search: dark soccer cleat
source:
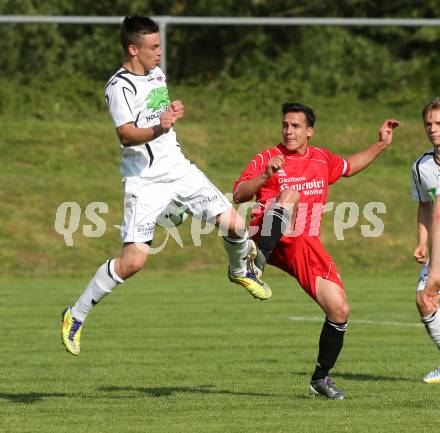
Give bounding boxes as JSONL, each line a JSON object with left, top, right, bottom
{"left": 309, "top": 376, "right": 345, "bottom": 400}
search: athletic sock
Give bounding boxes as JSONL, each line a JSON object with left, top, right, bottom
{"left": 421, "top": 308, "right": 440, "bottom": 349}
{"left": 223, "top": 233, "right": 249, "bottom": 277}
{"left": 258, "top": 205, "right": 292, "bottom": 261}
{"left": 71, "top": 259, "right": 124, "bottom": 322}
{"left": 312, "top": 318, "right": 348, "bottom": 381}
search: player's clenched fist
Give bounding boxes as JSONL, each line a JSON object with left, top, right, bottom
{"left": 160, "top": 101, "right": 184, "bottom": 131}
{"left": 170, "top": 100, "right": 184, "bottom": 121}
{"left": 413, "top": 244, "right": 428, "bottom": 264}
{"left": 264, "top": 155, "right": 285, "bottom": 177}
{"left": 159, "top": 110, "right": 174, "bottom": 130}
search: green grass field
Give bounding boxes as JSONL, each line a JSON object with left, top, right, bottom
{"left": 1, "top": 269, "right": 439, "bottom": 433}
{"left": 0, "top": 92, "right": 431, "bottom": 277}
{"left": 1, "top": 87, "right": 438, "bottom": 432}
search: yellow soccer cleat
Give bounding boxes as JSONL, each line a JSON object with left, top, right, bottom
{"left": 228, "top": 269, "right": 272, "bottom": 301}
{"left": 61, "top": 307, "right": 83, "bottom": 356}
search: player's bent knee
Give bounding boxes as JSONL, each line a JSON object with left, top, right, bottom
{"left": 120, "top": 255, "right": 147, "bottom": 278}
{"left": 340, "top": 303, "right": 350, "bottom": 321}
{"left": 329, "top": 302, "right": 350, "bottom": 323}
{"left": 231, "top": 219, "right": 246, "bottom": 237}
{"left": 277, "top": 189, "right": 299, "bottom": 207}
{"left": 131, "top": 257, "right": 147, "bottom": 273}
{"left": 416, "top": 291, "right": 436, "bottom": 316}
{"left": 217, "top": 209, "right": 245, "bottom": 236}
{"left": 224, "top": 212, "right": 247, "bottom": 238}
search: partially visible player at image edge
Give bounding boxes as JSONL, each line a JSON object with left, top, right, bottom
{"left": 233, "top": 102, "right": 399, "bottom": 399}
{"left": 61, "top": 15, "right": 271, "bottom": 356}
{"left": 415, "top": 99, "right": 440, "bottom": 383}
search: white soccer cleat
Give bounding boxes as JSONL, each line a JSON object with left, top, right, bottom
{"left": 422, "top": 367, "right": 440, "bottom": 384}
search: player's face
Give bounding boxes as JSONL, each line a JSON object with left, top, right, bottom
{"left": 424, "top": 109, "right": 440, "bottom": 148}
{"left": 131, "top": 33, "right": 161, "bottom": 72}
{"left": 282, "top": 112, "right": 314, "bottom": 153}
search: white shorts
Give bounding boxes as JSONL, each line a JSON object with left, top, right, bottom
{"left": 120, "top": 164, "right": 232, "bottom": 243}
{"left": 416, "top": 262, "right": 429, "bottom": 292}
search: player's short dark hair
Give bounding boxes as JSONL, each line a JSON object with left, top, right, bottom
{"left": 120, "top": 15, "right": 159, "bottom": 53}
{"left": 422, "top": 98, "right": 440, "bottom": 121}
{"left": 282, "top": 102, "right": 316, "bottom": 127}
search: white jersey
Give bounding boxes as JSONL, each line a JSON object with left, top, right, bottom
{"left": 412, "top": 152, "right": 438, "bottom": 294}
{"left": 411, "top": 151, "right": 440, "bottom": 203}
{"left": 104, "top": 66, "right": 191, "bottom": 181}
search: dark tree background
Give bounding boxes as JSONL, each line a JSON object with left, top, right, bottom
{"left": 0, "top": 0, "right": 439, "bottom": 114}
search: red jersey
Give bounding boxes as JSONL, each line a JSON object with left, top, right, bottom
{"left": 233, "top": 144, "right": 350, "bottom": 238}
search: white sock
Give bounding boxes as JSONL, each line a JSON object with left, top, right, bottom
{"left": 71, "top": 259, "right": 124, "bottom": 322}
{"left": 422, "top": 308, "right": 440, "bottom": 350}
{"left": 223, "top": 233, "right": 248, "bottom": 276}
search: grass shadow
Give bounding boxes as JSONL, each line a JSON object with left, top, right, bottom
{"left": 291, "top": 371, "right": 415, "bottom": 382}
{"left": 97, "top": 384, "right": 276, "bottom": 398}
{"left": 0, "top": 392, "right": 68, "bottom": 404}
{"left": 337, "top": 372, "right": 416, "bottom": 382}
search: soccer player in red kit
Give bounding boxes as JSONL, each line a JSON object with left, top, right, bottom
{"left": 233, "top": 102, "right": 399, "bottom": 399}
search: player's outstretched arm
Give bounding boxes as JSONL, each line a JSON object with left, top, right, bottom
{"left": 233, "top": 155, "right": 284, "bottom": 204}
{"left": 346, "top": 119, "right": 400, "bottom": 176}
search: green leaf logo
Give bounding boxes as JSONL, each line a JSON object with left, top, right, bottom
{"left": 146, "top": 87, "right": 170, "bottom": 111}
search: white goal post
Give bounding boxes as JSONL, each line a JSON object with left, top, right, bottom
{"left": 1, "top": 15, "right": 440, "bottom": 74}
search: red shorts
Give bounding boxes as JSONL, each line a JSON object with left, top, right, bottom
{"left": 253, "top": 230, "right": 344, "bottom": 300}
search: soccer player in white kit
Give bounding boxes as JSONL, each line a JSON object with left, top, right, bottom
{"left": 412, "top": 99, "right": 440, "bottom": 383}
{"left": 61, "top": 15, "right": 271, "bottom": 356}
